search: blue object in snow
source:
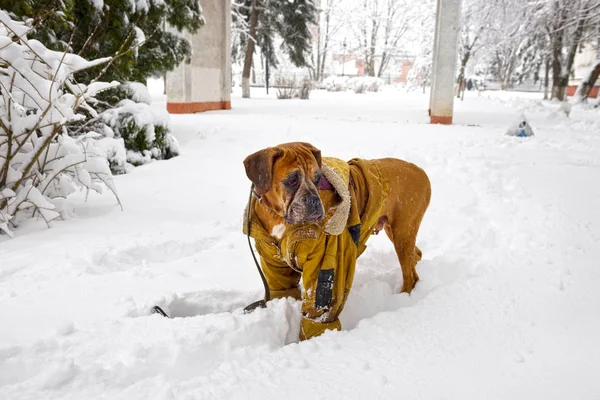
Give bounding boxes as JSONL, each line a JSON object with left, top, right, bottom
{"left": 506, "top": 114, "right": 534, "bottom": 137}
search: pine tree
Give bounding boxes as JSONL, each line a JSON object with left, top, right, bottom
{"left": 1, "top": 0, "right": 195, "bottom": 170}
{"left": 2, "top": 0, "right": 204, "bottom": 84}
{"left": 238, "top": 0, "right": 317, "bottom": 98}
{"left": 2, "top": 0, "right": 73, "bottom": 50}
{"left": 269, "top": 0, "right": 317, "bottom": 68}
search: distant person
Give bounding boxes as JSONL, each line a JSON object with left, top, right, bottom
{"left": 467, "top": 78, "right": 473, "bottom": 91}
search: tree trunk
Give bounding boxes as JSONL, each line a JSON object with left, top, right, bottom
{"left": 577, "top": 62, "right": 600, "bottom": 101}
{"left": 502, "top": 61, "right": 514, "bottom": 90}
{"left": 457, "top": 50, "right": 470, "bottom": 99}
{"left": 555, "top": 16, "right": 588, "bottom": 101}
{"left": 368, "top": 37, "right": 377, "bottom": 76}
{"left": 555, "top": 80, "right": 568, "bottom": 101}
{"left": 495, "top": 52, "right": 506, "bottom": 89}
{"left": 315, "top": 18, "right": 321, "bottom": 81}
{"left": 361, "top": 0, "right": 369, "bottom": 76}
{"left": 366, "top": 8, "right": 378, "bottom": 77}
{"left": 242, "top": 0, "right": 259, "bottom": 99}
{"left": 550, "top": 32, "right": 562, "bottom": 100}
{"left": 319, "top": 8, "right": 331, "bottom": 81}
{"left": 377, "top": 51, "right": 387, "bottom": 78}
{"left": 554, "top": 48, "right": 580, "bottom": 101}
{"left": 265, "top": 47, "right": 270, "bottom": 94}
{"left": 549, "top": 3, "right": 588, "bottom": 101}
{"left": 377, "top": 15, "right": 390, "bottom": 78}
{"left": 543, "top": 56, "right": 550, "bottom": 100}
{"left": 320, "top": 43, "right": 328, "bottom": 81}
{"left": 317, "top": 3, "right": 331, "bottom": 81}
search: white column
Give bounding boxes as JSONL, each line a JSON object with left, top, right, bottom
{"left": 167, "top": 0, "right": 232, "bottom": 113}
{"left": 429, "top": 0, "right": 462, "bottom": 124}
{"left": 428, "top": 0, "right": 442, "bottom": 114}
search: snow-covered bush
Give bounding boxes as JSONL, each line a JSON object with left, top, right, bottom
{"left": 90, "top": 82, "right": 179, "bottom": 172}
{"left": 121, "top": 81, "right": 154, "bottom": 105}
{"left": 275, "top": 77, "right": 313, "bottom": 100}
{"left": 353, "top": 81, "right": 367, "bottom": 94}
{"left": 276, "top": 77, "right": 296, "bottom": 99}
{"left": 406, "top": 56, "right": 432, "bottom": 92}
{"left": 347, "top": 77, "right": 384, "bottom": 93}
{"left": 296, "top": 78, "right": 313, "bottom": 100}
{"left": 321, "top": 76, "right": 349, "bottom": 92}
{"left": 102, "top": 97, "right": 179, "bottom": 168}
{"left": 0, "top": 11, "right": 121, "bottom": 237}
{"left": 320, "top": 76, "right": 384, "bottom": 93}
{"left": 94, "top": 137, "right": 131, "bottom": 175}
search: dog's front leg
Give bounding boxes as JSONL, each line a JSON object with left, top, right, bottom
{"left": 292, "top": 231, "right": 358, "bottom": 340}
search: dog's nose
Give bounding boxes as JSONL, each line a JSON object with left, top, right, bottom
{"left": 306, "top": 195, "right": 320, "bottom": 208}
{"left": 306, "top": 195, "right": 324, "bottom": 220}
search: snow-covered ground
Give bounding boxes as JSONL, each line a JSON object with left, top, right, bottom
{"left": 1, "top": 85, "right": 599, "bottom": 399}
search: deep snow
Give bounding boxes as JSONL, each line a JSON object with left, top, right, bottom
{"left": 1, "top": 85, "right": 599, "bottom": 399}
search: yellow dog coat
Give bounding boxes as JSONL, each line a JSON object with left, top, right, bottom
{"left": 244, "top": 158, "right": 389, "bottom": 340}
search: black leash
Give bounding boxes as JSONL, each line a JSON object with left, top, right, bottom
{"left": 152, "top": 185, "right": 270, "bottom": 318}
{"left": 151, "top": 305, "right": 169, "bottom": 317}
{"left": 243, "top": 184, "right": 271, "bottom": 313}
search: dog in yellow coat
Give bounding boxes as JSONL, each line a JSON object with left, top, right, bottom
{"left": 243, "top": 142, "right": 431, "bottom": 340}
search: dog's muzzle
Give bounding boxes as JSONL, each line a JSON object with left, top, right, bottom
{"left": 286, "top": 193, "right": 324, "bottom": 224}
{"left": 305, "top": 194, "right": 324, "bottom": 221}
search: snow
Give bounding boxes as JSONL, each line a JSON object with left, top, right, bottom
{"left": 89, "top": 0, "right": 104, "bottom": 11}
{"left": 1, "top": 85, "right": 600, "bottom": 399}
{"left": 101, "top": 98, "right": 170, "bottom": 152}
{"left": 271, "top": 223, "right": 286, "bottom": 240}
{"left": 134, "top": 26, "right": 146, "bottom": 45}
{"left": 0, "top": 10, "right": 30, "bottom": 37}
{"left": 123, "top": 81, "right": 152, "bottom": 105}
{"left": 95, "top": 137, "right": 132, "bottom": 174}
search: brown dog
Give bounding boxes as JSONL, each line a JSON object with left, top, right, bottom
{"left": 244, "top": 142, "right": 431, "bottom": 339}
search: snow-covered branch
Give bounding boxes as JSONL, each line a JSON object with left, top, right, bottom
{"left": 0, "top": 10, "right": 121, "bottom": 237}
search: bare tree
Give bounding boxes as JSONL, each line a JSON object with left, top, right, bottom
{"left": 543, "top": 0, "right": 600, "bottom": 100}
{"left": 456, "top": 0, "right": 491, "bottom": 98}
{"left": 376, "top": 0, "right": 412, "bottom": 77}
{"left": 242, "top": 0, "right": 259, "bottom": 98}
{"left": 351, "top": 0, "right": 414, "bottom": 77}
{"left": 314, "top": 0, "right": 346, "bottom": 81}
{"left": 479, "top": 0, "right": 534, "bottom": 90}
{"left": 405, "top": 0, "right": 435, "bottom": 91}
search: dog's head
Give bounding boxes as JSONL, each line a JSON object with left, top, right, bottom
{"left": 244, "top": 142, "right": 324, "bottom": 225}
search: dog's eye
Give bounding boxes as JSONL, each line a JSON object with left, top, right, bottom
{"left": 286, "top": 179, "right": 298, "bottom": 188}
{"left": 284, "top": 172, "right": 300, "bottom": 190}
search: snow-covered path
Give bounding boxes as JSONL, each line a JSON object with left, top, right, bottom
{"left": 1, "top": 88, "right": 599, "bottom": 399}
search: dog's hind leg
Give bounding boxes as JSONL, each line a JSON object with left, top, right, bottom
{"left": 384, "top": 225, "right": 420, "bottom": 294}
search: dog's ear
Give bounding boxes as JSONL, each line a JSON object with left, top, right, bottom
{"left": 298, "top": 142, "right": 322, "bottom": 168}
{"left": 244, "top": 147, "right": 283, "bottom": 196}
{"left": 311, "top": 147, "right": 322, "bottom": 169}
